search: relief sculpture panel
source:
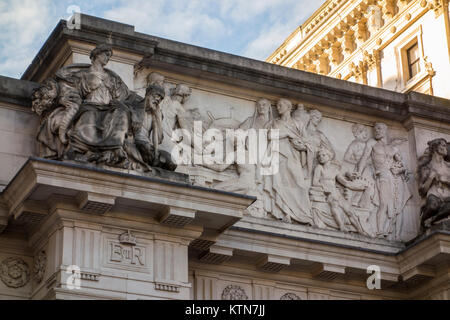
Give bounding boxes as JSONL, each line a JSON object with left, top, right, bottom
{"left": 30, "top": 43, "right": 423, "bottom": 242}
{"left": 146, "top": 80, "right": 417, "bottom": 241}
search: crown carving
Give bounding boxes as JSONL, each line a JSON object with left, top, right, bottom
{"left": 119, "top": 230, "right": 137, "bottom": 246}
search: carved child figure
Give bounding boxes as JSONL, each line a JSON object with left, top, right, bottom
{"left": 160, "top": 84, "right": 194, "bottom": 155}
{"left": 304, "top": 110, "right": 334, "bottom": 179}
{"left": 312, "top": 148, "right": 370, "bottom": 236}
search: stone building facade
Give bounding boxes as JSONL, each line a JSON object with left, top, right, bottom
{"left": 268, "top": 0, "right": 450, "bottom": 99}
{"left": 0, "top": 15, "right": 449, "bottom": 300}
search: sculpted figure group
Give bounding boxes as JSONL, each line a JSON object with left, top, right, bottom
{"left": 32, "top": 44, "right": 177, "bottom": 173}
{"left": 31, "top": 44, "right": 449, "bottom": 240}
{"left": 201, "top": 97, "right": 415, "bottom": 240}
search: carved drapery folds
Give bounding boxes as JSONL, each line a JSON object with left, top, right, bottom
{"left": 187, "top": 92, "right": 413, "bottom": 240}
{"left": 417, "top": 138, "right": 450, "bottom": 229}
{"left": 31, "top": 44, "right": 177, "bottom": 174}
{"left": 30, "top": 47, "right": 419, "bottom": 241}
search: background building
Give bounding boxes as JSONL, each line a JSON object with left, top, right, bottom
{"left": 268, "top": 0, "right": 450, "bottom": 98}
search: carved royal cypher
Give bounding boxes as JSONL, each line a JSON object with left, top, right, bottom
{"left": 109, "top": 242, "right": 145, "bottom": 266}
{"left": 107, "top": 231, "right": 146, "bottom": 267}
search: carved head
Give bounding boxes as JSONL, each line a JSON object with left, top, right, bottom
{"left": 374, "top": 122, "right": 388, "bottom": 140}
{"left": 393, "top": 153, "right": 403, "bottom": 162}
{"left": 317, "top": 147, "right": 335, "bottom": 164}
{"left": 31, "top": 79, "right": 59, "bottom": 116}
{"left": 90, "top": 44, "right": 113, "bottom": 66}
{"left": 351, "top": 124, "right": 369, "bottom": 141}
{"left": 276, "top": 99, "right": 292, "bottom": 116}
{"left": 256, "top": 98, "right": 271, "bottom": 116}
{"left": 145, "top": 84, "right": 165, "bottom": 111}
{"left": 147, "top": 72, "right": 165, "bottom": 87}
{"left": 309, "top": 110, "right": 323, "bottom": 126}
{"left": 172, "top": 84, "right": 191, "bottom": 104}
{"left": 428, "top": 138, "right": 448, "bottom": 157}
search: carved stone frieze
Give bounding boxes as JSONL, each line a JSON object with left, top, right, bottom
{"left": 310, "top": 148, "right": 373, "bottom": 237}
{"left": 182, "top": 92, "right": 413, "bottom": 240}
{"left": 31, "top": 44, "right": 176, "bottom": 175}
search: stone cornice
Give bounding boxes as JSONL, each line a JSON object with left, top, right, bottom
{"left": 0, "top": 76, "right": 38, "bottom": 108}
{"left": 21, "top": 15, "right": 158, "bottom": 82}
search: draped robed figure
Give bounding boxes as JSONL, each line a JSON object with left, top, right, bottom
{"left": 263, "top": 99, "right": 313, "bottom": 225}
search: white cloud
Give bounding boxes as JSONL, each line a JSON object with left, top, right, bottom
{"left": 0, "top": 0, "right": 53, "bottom": 78}
{"left": 242, "top": 0, "right": 321, "bottom": 60}
{"left": 0, "top": 0, "right": 325, "bottom": 78}
{"left": 218, "top": 0, "right": 293, "bottom": 22}
{"left": 103, "top": 0, "right": 227, "bottom": 44}
{"left": 243, "top": 23, "right": 295, "bottom": 60}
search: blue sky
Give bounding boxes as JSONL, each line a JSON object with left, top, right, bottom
{"left": 0, "top": 0, "right": 324, "bottom": 79}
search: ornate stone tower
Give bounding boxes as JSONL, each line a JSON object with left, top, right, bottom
{"left": 268, "top": 0, "right": 450, "bottom": 99}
